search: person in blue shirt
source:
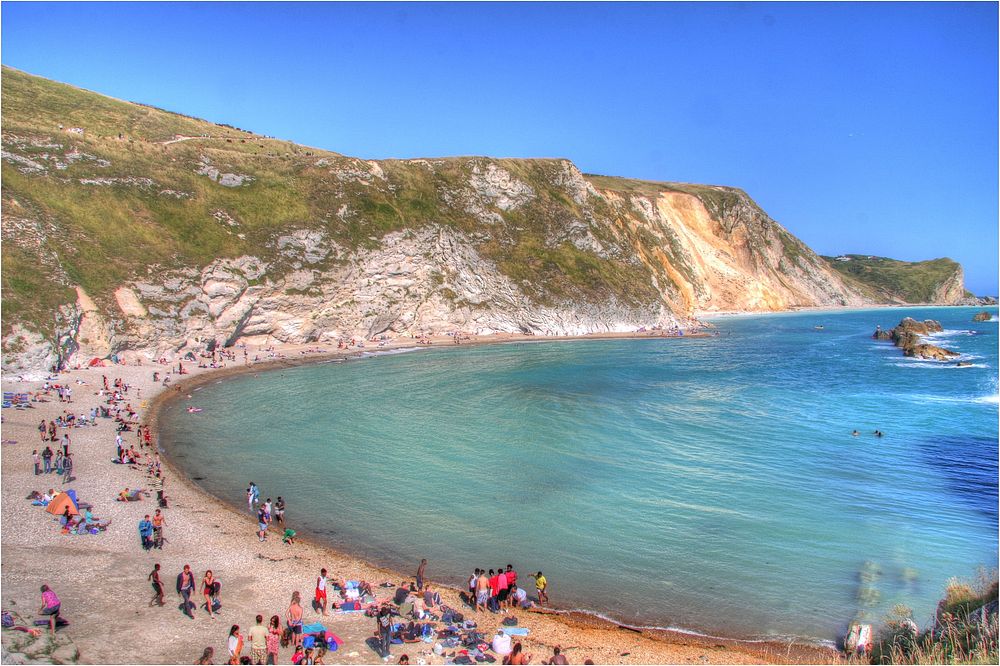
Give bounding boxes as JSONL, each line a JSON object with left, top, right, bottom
{"left": 138, "top": 514, "right": 154, "bottom": 550}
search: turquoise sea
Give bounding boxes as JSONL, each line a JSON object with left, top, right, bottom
{"left": 160, "top": 307, "right": 998, "bottom": 645}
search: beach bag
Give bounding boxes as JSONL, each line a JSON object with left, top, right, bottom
{"left": 1, "top": 611, "right": 13, "bottom": 627}
{"left": 303, "top": 635, "right": 315, "bottom": 649}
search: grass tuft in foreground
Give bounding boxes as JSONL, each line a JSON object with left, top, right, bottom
{"left": 868, "top": 569, "right": 998, "bottom": 664}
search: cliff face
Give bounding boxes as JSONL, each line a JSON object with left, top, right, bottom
{"left": 0, "top": 68, "right": 937, "bottom": 376}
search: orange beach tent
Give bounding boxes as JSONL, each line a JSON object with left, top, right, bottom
{"left": 45, "top": 492, "right": 79, "bottom": 517}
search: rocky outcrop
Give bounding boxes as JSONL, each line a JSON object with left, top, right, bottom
{"left": 973, "top": 311, "right": 993, "bottom": 322}
{"left": 876, "top": 317, "right": 959, "bottom": 361}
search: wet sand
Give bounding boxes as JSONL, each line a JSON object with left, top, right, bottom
{"left": 1, "top": 332, "right": 840, "bottom": 665}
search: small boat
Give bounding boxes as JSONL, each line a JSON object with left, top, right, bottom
{"left": 956, "top": 361, "right": 973, "bottom": 368}
{"left": 814, "top": 325, "right": 825, "bottom": 330}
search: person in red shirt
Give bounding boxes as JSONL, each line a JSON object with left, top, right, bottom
{"left": 496, "top": 566, "right": 509, "bottom": 606}
{"left": 488, "top": 569, "right": 500, "bottom": 610}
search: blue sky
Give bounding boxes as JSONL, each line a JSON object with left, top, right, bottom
{"left": 3, "top": 2, "right": 997, "bottom": 294}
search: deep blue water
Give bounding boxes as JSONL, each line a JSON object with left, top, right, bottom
{"left": 160, "top": 307, "right": 998, "bottom": 644}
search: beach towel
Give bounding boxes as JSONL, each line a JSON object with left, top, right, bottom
{"left": 301, "top": 623, "right": 326, "bottom": 635}
{"left": 336, "top": 601, "right": 362, "bottom": 612}
{"left": 500, "top": 627, "right": 529, "bottom": 637}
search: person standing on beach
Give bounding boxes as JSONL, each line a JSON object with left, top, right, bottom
{"left": 416, "top": 559, "right": 427, "bottom": 590}
{"left": 115, "top": 432, "right": 124, "bottom": 460}
{"left": 149, "top": 563, "right": 165, "bottom": 606}
{"left": 32, "top": 449, "right": 41, "bottom": 475}
{"left": 177, "top": 564, "right": 196, "bottom": 618}
{"left": 376, "top": 605, "right": 392, "bottom": 658}
{"left": 286, "top": 591, "right": 304, "bottom": 647}
{"left": 139, "top": 514, "right": 153, "bottom": 550}
{"left": 61, "top": 453, "right": 73, "bottom": 484}
{"left": 60, "top": 432, "right": 70, "bottom": 456}
{"left": 200, "top": 570, "right": 217, "bottom": 619}
{"left": 42, "top": 446, "right": 53, "bottom": 474}
{"left": 48, "top": 420, "right": 57, "bottom": 442}
{"left": 468, "top": 568, "right": 480, "bottom": 604}
{"left": 257, "top": 505, "right": 270, "bottom": 542}
{"left": 266, "top": 615, "right": 281, "bottom": 665}
{"left": 152, "top": 509, "right": 166, "bottom": 548}
{"left": 475, "top": 570, "right": 490, "bottom": 614}
{"left": 248, "top": 615, "right": 268, "bottom": 665}
{"left": 273, "top": 497, "right": 285, "bottom": 525}
{"left": 38, "top": 420, "right": 47, "bottom": 442}
{"left": 531, "top": 572, "right": 548, "bottom": 605}
{"left": 315, "top": 568, "right": 329, "bottom": 616}
{"left": 39, "top": 585, "right": 61, "bottom": 635}
{"left": 227, "top": 624, "right": 244, "bottom": 663}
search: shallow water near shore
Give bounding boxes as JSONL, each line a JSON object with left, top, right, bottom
{"left": 160, "top": 307, "right": 998, "bottom": 644}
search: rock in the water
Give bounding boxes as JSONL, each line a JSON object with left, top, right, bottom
{"left": 875, "top": 317, "right": 957, "bottom": 360}
{"left": 973, "top": 311, "right": 992, "bottom": 322}
{"left": 904, "top": 344, "right": 960, "bottom": 361}
{"left": 872, "top": 325, "right": 892, "bottom": 340}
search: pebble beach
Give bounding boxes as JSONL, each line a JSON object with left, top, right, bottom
{"left": 1, "top": 332, "right": 838, "bottom": 665}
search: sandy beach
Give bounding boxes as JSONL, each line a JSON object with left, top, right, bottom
{"left": 1, "top": 331, "right": 839, "bottom": 665}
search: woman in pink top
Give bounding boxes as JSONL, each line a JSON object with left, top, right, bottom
{"left": 39, "top": 585, "right": 60, "bottom": 634}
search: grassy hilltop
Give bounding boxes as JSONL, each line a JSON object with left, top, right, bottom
{"left": 821, "top": 254, "right": 965, "bottom": 304}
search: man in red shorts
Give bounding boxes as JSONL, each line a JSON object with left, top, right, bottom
{"left": 315, "top": 568, "right": 329, "bottom": 616}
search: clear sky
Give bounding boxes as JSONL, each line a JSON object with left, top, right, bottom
{"left": 3, "top": 2, "right": 997, "bottom": 294}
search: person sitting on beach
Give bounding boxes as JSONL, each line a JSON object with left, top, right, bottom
{"left": 422, "top": 584, "right": 441, "bottom": 613}
{"left": 392, "top": 583, "right": 410, "bottom": 606}
{"left": 545, "top": 647, "right": 568, "bottom": 665}
{"left": 505, "top": 642, "right": 531, "bottom": 665}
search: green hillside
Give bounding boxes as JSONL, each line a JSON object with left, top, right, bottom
{"left": 820, "top": 254, "right": 961, "bottom": 303}
{"left": 0, "top": 67, "right": 672, "bottom": 340}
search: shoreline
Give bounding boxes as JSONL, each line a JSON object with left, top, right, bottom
{"left": 148, "top": 333, "right": 836, "bottom": 659}
{"left": 1, "top": 330, "right": 839, "bottom": 665}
